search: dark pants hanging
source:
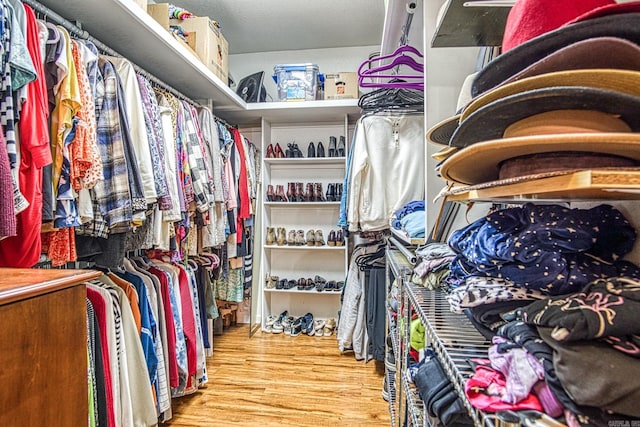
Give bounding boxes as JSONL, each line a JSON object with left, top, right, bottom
{"left": 366, "top": 267, "right": 386, "bottom": 361}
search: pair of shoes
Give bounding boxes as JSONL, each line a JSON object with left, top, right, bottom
{"left": 271, "top": 310, "right": 289, "bottom": 334}
{"left": 305, "top": 229, "right": 325, "bottom": 246}
{"left": 286, "top": 143, "right": 304, "bottom": 158}
{"left": 286, "top": 182, "right": 305, "bottom": 202}
{"left": 286, "top": 229, "right": 306, "bottom": 245}
{"left": 266, "top": 143, "right": 285, "bottom": 158}
{"left": 325, "top": 183, "right": 343, "bottom": 201}
{"left": 314, "top": 275, "right": 327, "bottom": 291}
{"left": 323, "top": 318, "right": 336, "bottom": 336}
{"left": 327, "top": 229, "right": 345, "bottom": 246}
{"left": 327, "top": 136, "right": 346, "bottom": 157}
{"left": 265, "top": 273, "right": 279, "bottom": 289}
{"left": 292, "top": 313, "right": 315, "bottom": 336}
{"left": 270, "top": 184, "right": 288, "bottom": 202}
{"left": 263, "top": 314, "right": 279, "bottom": 333}
{"left": 283, "top": 315, "right": 296, "bottom": 335}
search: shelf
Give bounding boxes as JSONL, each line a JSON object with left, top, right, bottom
{"left": 390, "top": 227, "right": 425, "bottom": 247}
{"left": 264, "top": 245, "right": 346, "bottom": 251}
{"left": 217, "top": 99, "right": 362, "bottom": 127}
{"left": 403, "top": 369, "right": 426, "bottom": 427}
{"left": 37, "top": 0, "right": 244, "bottom": 112}
{"left": 264, "top": 157, "right": 346, "bottom": 166}
{"left": 386, "top": 248, "right": 414, "bottom": 280}
{"left": 406, "top": 284, "right": 495, "bottom": 427}
{"left": 264, "top": 288, "right": 342, "bottom": 295}
{"left": 432, "top": 0, "right": 511, "bottom": 47}
{"left": 443, "top": 169, "right": 640, "bottom": 203}
{"left": 265, "top": 201, "right": 341, "bottom": 207}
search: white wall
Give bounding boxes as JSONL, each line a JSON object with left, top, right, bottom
{"left": 229, "top": 45, "right": 380, "bottom": 102}
{"left": 423, "top": 2, "right": 490, "bottom": 238}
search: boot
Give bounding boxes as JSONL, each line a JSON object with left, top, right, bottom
{"left": 337, "top": 136, "right": 346, "bottom": 157}
{"left": 317, "top": 141, "right": 325, "bottom": 157}
{"left": 305, "top": 183, "right": 314, "bottom": 202}
{"left": 286, "top": 143, "right": 294, "bottom": 158}
{"left": 293, "top": 143, "right": 304, "bottom": 158}
{"left": 266, "top": 184, "right": 275, "bottom": 201}
{"left": 287, "top": 229, "right": 296, "bottom": 245}
{"left": 328, "top": 136, "right": 337, "bottom": 157}
{"left": 275, "top": 184, "right": 288, "bottom": 202}
{"left": 326, "top": 183, "right": 335, "bottom": 202}
{"left": 314, "top": 230, "right": 325, "bottom": 246}
{"left": 314, "top": 183, "right": 325, "bottom": 202}
{"left": 286, "top": 182, "right": 295, "bottom": 201}
{"left": 266, "top": 227, "right": 276, "bottom": 245}
{"left": 306, "top": 229, "right": 315, "bottom": 246}
{"left": 336, "top": 229, "right": 345, "bottom": 246}
{"left": 327, "top": 230, "right": 336, "bottom": 246}
{"left": 295, "top": 230, "right": 306, "bottom": 245}
{"left": 277, "top": 227, "right": 286, "bottom": 246}
{"left": 307, "top": 142, "right": 316, "bottom": 158}
{"left": 295, "top": 182, "right": 305, "bottom": 202}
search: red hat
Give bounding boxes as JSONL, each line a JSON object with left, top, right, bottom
{"left": 502, "top": 0, "right": 615, "bottom": 52}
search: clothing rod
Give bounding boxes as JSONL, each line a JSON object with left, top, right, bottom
{"left": 399, "top": 2, "right": 417, "bottom": 46}
{"left": 23, "top": 0, "right": 198, "bottom": 106}
{"left": 388, "top": 236, "right": 417, "bottom": 264}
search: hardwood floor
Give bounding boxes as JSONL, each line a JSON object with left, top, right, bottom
{"left": 165, "top": 324, "right": 390, "bottom": 427}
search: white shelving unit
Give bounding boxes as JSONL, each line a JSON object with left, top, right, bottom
{"left": 259, "top": 116, "right": 353, "bottom": 330}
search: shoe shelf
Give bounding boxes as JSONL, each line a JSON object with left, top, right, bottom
{"left": 264, "top": 288, "right": 343, "bottom": 295}
{"left": 405, "top": 283, "right": 496, "bottom": 427}
{"left": 264, "top": 201, "right": 341, "bottom": 207}
{"left": 264, "top": 245, "right": 346, "bottom": 250}
{"left": 264, "top": 157, "right": 347, "bottom": 166}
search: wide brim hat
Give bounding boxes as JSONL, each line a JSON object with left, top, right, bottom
{"left": 439, "top": 133, "right": 640, "bottom": 185}
{"left": 472, "top": 13, "right": 640, "bottom": 97}
{"left": 426, "top": 37, "right": 640, "bottom": 146}
{"left": 450, "top": 85, "right": 640, "bottom": 150}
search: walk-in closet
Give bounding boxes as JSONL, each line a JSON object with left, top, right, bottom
{"left": 3, "top": 0, "right": 640, "bottom": 426}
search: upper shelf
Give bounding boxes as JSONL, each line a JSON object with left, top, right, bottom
{"left": 217, "top": 99, "right": 362, "bottom": 127}
{"left": 35, "top": 0, "right": 363, "bottom": 127}
{"left": 432, "top": 0, "right": 511, "bottom": 47}
{"left": 442, "top": 169, "right": 640, "bottom": 203}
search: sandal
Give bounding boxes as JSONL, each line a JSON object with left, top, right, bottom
{"left": 302, "top": 312, "right": 315, "bottom": 335}
{"left": 323, "top": 318, "right": 336, "bottom": 337}
{"left": 335, "top": 281, "right": 344, "bottom": 292}
{"left": 313, "top": 319, "right": 326, "bottom": 337}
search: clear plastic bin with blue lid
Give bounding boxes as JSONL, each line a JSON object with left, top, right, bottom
{"left": 273, "top": 63, "right": 324, "bottom": 101}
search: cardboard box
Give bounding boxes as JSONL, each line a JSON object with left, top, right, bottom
{"left": 324, "top": 72, "right": 359, "bottom": 100}
{"left": 147, "top": 3, "right": 199, "bottom": 59}
{"left": 174, "top": 17, "right": 229, "bottom": 83}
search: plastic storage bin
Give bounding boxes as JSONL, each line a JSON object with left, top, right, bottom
{"left": 273, "top": 63, "right": 320, "bottom": 101}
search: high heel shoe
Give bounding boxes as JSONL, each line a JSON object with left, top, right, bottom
{"left": 274, "top": 143, "right": 285, "bottom": 158}
{"left": 266, "top": 227, "right": 276, "bottom": 245}
{"left": 327, "top": 230, "right": 336, "bottom": 247}
{"left": 337, "top": 136, "right": 345, "bottom": 157}
{"left": 286, "top": 182, "right": 295, "bottom": 201}
{"left": 335, "top": 183, "right": 343, "bottom": 201}
{"left": 325, "top": 183, "right": 335, "bottom": 202}
{"left": 314, "top": 183, "right": 325, "bottom": 202}
{"left": 295, "top": 182, "right": 305, "bottom": 202}
{"left": 266, "top": 144, "right": 275, "bottom": 158}
{"left": 275, "top": 184, "right": 288, "bottom": 202}
{"left": 276, "top": 227, "right": 286, "bottom": 246}
{"left": 328, "top": 136, "right": 337, "bottom": 157}
{"left": 317, "top": 141, "right": 326, "bottom": 157}
{"left": 295, "top": 229, "right": 306, "bottom": 245}
{"left": 266, "top": 184, "right": 275, "bottom": 201}
{"left": 314, "top": 230, "right": 325, "bottom": 246}
{"left": 335, "top": 229, "right": 345, "bottom": 246}
{"left": 305, "top": 183, "right": 314, "bottom": 202}
{"left": 293, "top": 143, "right": 304, "bottom": 158}
{"left": 306, "top": 229, "right": 315, "bottom": 246}
{"left": 307, "top": 142, "right": 316, "bottom": 158}
{"left": 287, "top": 229, "right": 296, "bottom": 246}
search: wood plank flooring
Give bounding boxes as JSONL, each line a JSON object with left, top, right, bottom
{"left": 164, "top": 324, "right": 390, "bottom": 427}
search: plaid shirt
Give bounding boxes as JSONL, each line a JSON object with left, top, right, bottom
{"left": 92, "top": 58, "right": 133, "bottom": 229}
{"left": 182, "top": 101, "right": 213, "bottom": 213}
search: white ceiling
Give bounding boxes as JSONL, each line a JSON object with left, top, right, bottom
{"left": 164, "top": 0, "right": 386, "bottom": 54}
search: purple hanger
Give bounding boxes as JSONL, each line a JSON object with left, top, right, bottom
{"left": 358, "top": 44, "right": 424, "bottom": 90}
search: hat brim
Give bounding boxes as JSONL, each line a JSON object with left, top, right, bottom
{"left": 460, "top": 69, "right": 640, "bottom": 122}
{"left": 440, "top": 133, "right": 640, "bottom": 185}
{"left": 450, "top": 86, "right": 640, "bottom": 149}
{"left": 426, "top": 115, "right": 460, "bottom": 146}
{"left": 472, "top": 13, "right": 640, "bottom": 97}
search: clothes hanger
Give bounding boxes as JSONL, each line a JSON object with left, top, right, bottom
{"left": 358, "top": 44, "right": 423, "bottom": 75}
{"left": 359, "top": 53, "right": 424, "bottom": 79}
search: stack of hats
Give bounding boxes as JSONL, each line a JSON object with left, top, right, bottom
{"left": 427, "top": 0, "right": 640, "bottom": 189}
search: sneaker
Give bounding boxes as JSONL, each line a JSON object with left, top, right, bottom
{"left": 283, "top": 316, "right": 295, "bottom": 335}
{"left": 291, "top": 316, "right": 304, "bottom": 337}
{"left": 271, "top": 310, "right": 288, "bottom": 334}
{"left": 301, "top": 313, "right": 314, "bottom": 335}
{"left": 313, "top": 319, "right": 326, "bottom": 337}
